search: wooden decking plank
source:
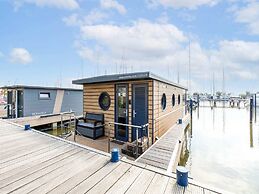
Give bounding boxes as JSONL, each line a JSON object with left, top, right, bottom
{"left": 106, "top": 165, "right": 144, "bottom": 194}
{"left": 86, "top": 162, "right": 132, "bottom": 193}
{"left": 67, "top": 161, "right": 121, "bottom": 194}
{"left": 145, "top": 148, "right": 172, "bottom": 156}
{"left": 140, "top": 155, "right": 169, "bottom": 166}
{"left": 125, "top": 169, "right": 156, "bottom": 194}
{"left": 0, "top": 138, "right": 55, "bottom": 161}
{"left": 0, "top": 134, "right": 49, "bottom": 150}
{"left": 145, "top": 173, "right": 170, "bottom": 194}
{"left": 138, "top": 156, "right": 168, "bottom": 166}
{"left": 0, "top": 136, "right": 54, "bottom": 156}
{"left": 48, "top": 155, "right": 109, "bottom": 194}
{"left": 154, "top": 145, "right": 176, "bottom": 152}
{"left": 137, "top": 115, "right": 190, "bottom": 171}
{"left": 0, "top": 128, "right": 24, "bottom": 138}
{"left": 141, "top": 151, "right": 172, "bottom": 160}
{"left": 0, "top": 123, "right": 21, "bottom": 131}
{"left": 0, "top": 120, "right": 220, "bottom": 194}
{"left": 12, "top": 152, "right": 96, "bottom": 194}
{"left": 164, "top": 178, "right": 184, "bottom": 194}
{"left": 0, "top": 149, "right": 86, "bottom": 194}
{"left": 137, "top": 158, "right": 167, "bottom": 170}
{"left": 0, "top": 139, "right": 61, "bottom": 164}
{"left": 0, "top": 140, "right": 65, "bottom": 170}
{"left": 204, "top": 189, "right": 218, "bottom": 194}
{"left": 0, "top": 144, "right": 72, "bottom": 179}
{"left": 0, "top": 147, "right": 81, "bottom": 190}
{"left": 0, "top": 131, "right": 37, "bottom": 144}
{"left": 184, "top": 184, "right": 204, "bottom": 194}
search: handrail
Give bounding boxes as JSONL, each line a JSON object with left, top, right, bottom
{"left": 107, "top": 122, "right": 145, "bottom": 129}
{"left": 60, "top": 111, "right": 76, "bottom": 135}
{"left": 107, "top": 121, "right": 149, "bottom": 158}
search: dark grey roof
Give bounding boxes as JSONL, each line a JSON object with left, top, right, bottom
{"left": 72, "top": 72, "right": 187, "bottom": 90}
{"left": 1, "top": 85, "right": 83, "bottom": 91}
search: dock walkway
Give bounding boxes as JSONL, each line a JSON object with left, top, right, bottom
{"left": 0, "top": 119, "right": 221, "bottom": 194}
{"left": 137, "top": 116, "right": 190, "bottom": 172}
{"left": 8, "top": 113, "right": 81, "bottom": 127}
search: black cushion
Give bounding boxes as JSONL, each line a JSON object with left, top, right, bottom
{"left": 85, "top": 113, "right": 104, "bottom": 123}
{"left": 77, "top": 122, "right": 95, "bottom": 128}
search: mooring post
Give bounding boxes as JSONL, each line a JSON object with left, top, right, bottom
{"left": 190, "top": 98, "right": 193, "bottom": 130}
{"left": 250, "top": 97, "right": 253, "bottom": 123}
{"left": 254, "top": 94, "right": 257, "bottom": 122}
{"left": 197, "top": 94, "right": 200, "bottom": 108}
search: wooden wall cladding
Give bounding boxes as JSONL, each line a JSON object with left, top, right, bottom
{"left": 153, "top": 80, "right": 186, "bottom": 140}
{"left": 83, "top": 80, "right": 153, "bottom": 141}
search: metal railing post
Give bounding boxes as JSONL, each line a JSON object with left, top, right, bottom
{"left": 106, "top": 122, "right": 149, "bottom": 157}
{"left": 108, "top": 124, "right": 111, "bottom": 153}
{"left": 135, "top": 127, "right": 138, "bottom": 158}
{"left": 147, "top": 125, "right": 149, "bottom": 148}
{"left": 69, "top": 112, "right": 72, "bottom": 132}
{"left": 61, "top": 113, "right": 63, "bottom": 134}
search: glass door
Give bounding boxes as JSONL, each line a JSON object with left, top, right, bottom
{"left": 115, "top": 84, "right": 128, "bottom": 142}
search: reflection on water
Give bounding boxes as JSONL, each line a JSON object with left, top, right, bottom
{"left": 180, "top": 102, "right": 259, "bottom": 194}
{"left": 250, "top": 123, "right": 253, "bottom": 148}
{"left": 44, "top": 126, "right": 74, "bottom": 137}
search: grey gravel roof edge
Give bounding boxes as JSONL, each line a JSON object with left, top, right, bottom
{"left": 72, "top": 71, "right": 187, "bottom": 90}
{"left": 0, "top": 85, "right": 83, "bottom": 91}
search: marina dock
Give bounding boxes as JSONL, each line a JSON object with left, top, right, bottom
{"left": 7, "top": 112, "right": 81, "bottom": 128}
{"left": 137, "top": 115, "right": 190, "bottom": 172}
{"left": 0, "top": 119, "right": 222, "bottom": 194}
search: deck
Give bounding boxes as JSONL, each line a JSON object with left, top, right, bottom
{"left": 8, "top": 113, "right": 81, "bottom": 127}
{"left": 137, "top": 116, "right": 190, "bottom": 172}
{"left": 0, "top": 119, "right": 223, "bottom": 194}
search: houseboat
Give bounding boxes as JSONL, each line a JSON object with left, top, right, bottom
{"left": 1, "top": 85, "right": 83, "bottom": 118}
{"left": 73, "top": 72, "right": 188, "bottom": 146}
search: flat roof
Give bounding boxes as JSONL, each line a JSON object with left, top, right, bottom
{"left": 72, "top": 72, "right": 187, "bottom": 90}
{"left": 1, "top": 85, "right": 83, "bottom": 91}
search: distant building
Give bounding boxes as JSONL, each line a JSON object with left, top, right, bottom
{"left": 1, "top": 85, "right": 83, "bottom": 118}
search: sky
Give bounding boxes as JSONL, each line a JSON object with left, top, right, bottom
{"left": 0, "top": 0, "right": 259, "bottom": 94}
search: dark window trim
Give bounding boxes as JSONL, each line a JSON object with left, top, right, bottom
{"left": 39, "top": 91, "right": 51, "bottom": 100}
{"left": 161, "top": 93, "right": 166, "bottom": 110}
{"left": 99, "top": 92, "right": 111, "bottom": 111}
{"left": 172, "top": 94, "right": 175, "bottom": 107}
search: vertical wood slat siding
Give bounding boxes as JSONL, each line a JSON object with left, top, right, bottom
{"left": 83, "top": 80, "right": 153, "bottom": 142}
{"left": 153, "top": 80, "right": 186, "bottom": 139}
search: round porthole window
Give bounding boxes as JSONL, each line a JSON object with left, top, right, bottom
{"left": 161, "top": 93, "right": 166, "bottom": 110}
{"left": 172, "top": 94, "right": 175, "bottom": 107}
{"left": 99, "top": 92, "right": 111, "bottom": 111}
{"left": 178, "top": 94, "right": 181, "bottom": 105}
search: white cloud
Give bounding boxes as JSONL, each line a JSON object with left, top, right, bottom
{"left": 63, "top": 14, "right": 81, "bottom": 26}
{"left": 146, "top": 0, "right": 219, "bottom": 9}
{"left": 65, "top": 18, "right": 259, "bottom": 92}
{"left": 211, "top": 40, "right": 259, "bottom": 80}
{"left": 233, "top": 1, "right": 259, "bottom": 35}
{"left": 9, "top": 48, "right": 32, "bottom": 64}
{"left": 13, "top": 0, "right": 79, "bottom": 10}
{"left": 232, "top": 70, "right": 256, "bottom": 80}
{"left": 80, "top": 20, "right": 186, "bottom": 55}
{"left": 63, "top": 10, "right": 108, "bottom": 26}
{"left": 100, "top": 0, "right": 127, "bottom": 14}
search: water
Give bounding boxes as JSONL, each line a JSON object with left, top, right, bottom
{"left": 181, "top": 102, "right": 259, "bottom": 193}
